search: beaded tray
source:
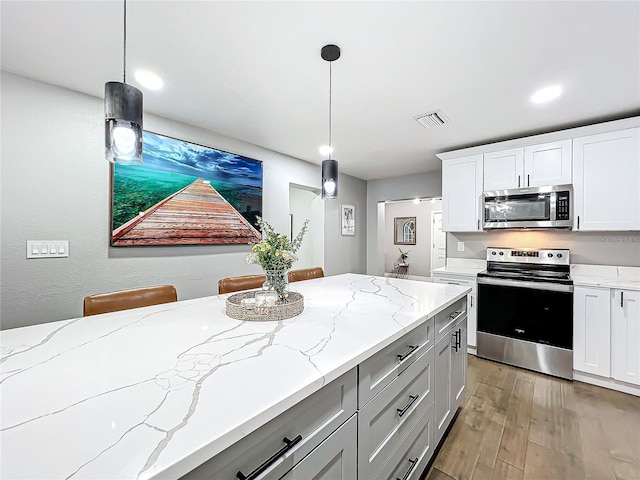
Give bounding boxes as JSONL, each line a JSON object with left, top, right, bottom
{"left": 226, "top": 291, "right": 304, "bottom": 322}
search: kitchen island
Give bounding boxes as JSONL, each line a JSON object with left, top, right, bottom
{"left": 0, "top": 274, "right": 469, "bottom": 479}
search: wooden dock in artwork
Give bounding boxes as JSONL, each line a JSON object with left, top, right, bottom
{"left": 112, "top": 178, "right": 261, "bottom": 246}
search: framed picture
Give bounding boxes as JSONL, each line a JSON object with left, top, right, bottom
{"left": 110, "top": 131, "right": 263, "bottom": 246}
{"left": 394, "top": 217, "right": 416, "bottom": 245}
{"left": 341, "top": 204, "right": 355, "bottom": 236}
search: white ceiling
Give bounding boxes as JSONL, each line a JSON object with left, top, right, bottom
{"left": 2, "top": 1, "right": 639, "bottom": 180}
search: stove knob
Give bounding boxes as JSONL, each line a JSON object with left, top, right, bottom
{"left": 499, "top": 251, "right": 504, "bottom": 256}
{"left": 491, "top": 251, "right": 497, "bottom": 255}
{"left": 557, "top": 253, "right": 563, "bottom": 258}
{"left": 548, "top": 253, "right": 553, "bottom": 258}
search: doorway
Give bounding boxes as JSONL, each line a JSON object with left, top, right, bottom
{"left": 431, "top": 211, "right": 446, "bottom": 274}
{"left": 289, "top": 184, "right": 324, "bottom": 269}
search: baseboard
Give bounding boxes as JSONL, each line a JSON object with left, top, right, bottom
{"left": 573, "top": 371, "right": 640, "bottom": 397}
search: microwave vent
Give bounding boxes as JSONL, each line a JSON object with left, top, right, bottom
{"left": 414, "top": 110, "right": 450, "bottom": 129}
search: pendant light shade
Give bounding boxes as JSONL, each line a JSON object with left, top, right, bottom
{"left": 105, "top": 0, "right": 143, "bottom": 165}
{"left": 105, "top": 82, "right": 143, "bottom": 164}
{"left": 322, "top": 159, "right": 338, "bottom": 198}
{"left": 321, "top": 44, "right": 341, "bottom": 199}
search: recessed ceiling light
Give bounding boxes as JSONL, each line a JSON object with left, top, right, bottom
{"left": 319, "top": 145, "right": 334, "bottom": 156}
{"left": 530, "top": 85, "right": 563, "bottom": 104}
{"left": 134, "top": 69, "right": 163, "bottom": 90}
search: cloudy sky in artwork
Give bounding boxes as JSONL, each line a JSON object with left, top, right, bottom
{"left": 141, "top": 131, "right": 262, "bottom": 187}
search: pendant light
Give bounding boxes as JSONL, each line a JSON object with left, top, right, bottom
{"left": 321, "top": 44, "right": 341, "bottom": 199}
{"left": 105, "top": 0, "right": 143, "bottom": 164}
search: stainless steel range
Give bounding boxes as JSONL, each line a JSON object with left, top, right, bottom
{"left": 477, "top": 247, "right": 573, "bottom": 380}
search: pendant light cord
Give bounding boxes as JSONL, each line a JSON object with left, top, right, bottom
{"left": 328, "top": 61, "right": 332, "bottom": 160}
{"left": 123, "top": 0, "right": 127, "bottom": 83}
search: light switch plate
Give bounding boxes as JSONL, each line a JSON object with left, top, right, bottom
{"left": 457, "top": 242, "right": 465, "bottom": 252}
{"left": 27, "top": 240, "right": 69, "bottom": 259}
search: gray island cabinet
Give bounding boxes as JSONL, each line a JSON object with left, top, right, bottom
{"left": 182, "top": 295, "right": 468, "bottom": 480}
{"left": 0, "top": 274, "right": 469, "bottom": 480}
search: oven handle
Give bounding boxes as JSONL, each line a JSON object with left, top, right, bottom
{"left": 477, "top": 277, "right": 573, "bottom": 293}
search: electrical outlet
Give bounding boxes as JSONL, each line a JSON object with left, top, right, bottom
{"left": 27, "top": 240, "right": 69, "bottom": 259}
{"left": 457, "top": 242, "right": 465, "bottom": 252}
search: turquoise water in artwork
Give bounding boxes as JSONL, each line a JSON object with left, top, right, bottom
{"left": 112, "top": 166, "right": 262, "bottom": 230}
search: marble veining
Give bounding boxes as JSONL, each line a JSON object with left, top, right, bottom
{"left": 0, "top": 274, "right": 469, "bottom": 479}
{"left": 571, "top": 264, "right": 640, "bottom": 291}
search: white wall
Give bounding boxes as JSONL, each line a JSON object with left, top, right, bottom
{"left": 384, "top": 199, "right": 442, "bottom": 277}
{"left": 0, "top": 72, "right": 367, "bottom": 329}
{"left": 366, "top": 171, "right": 443, "bottom": 275}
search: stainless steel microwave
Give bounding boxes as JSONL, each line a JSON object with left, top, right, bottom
{"left": 482, "top": 184, "right": 573, "bottom": 229}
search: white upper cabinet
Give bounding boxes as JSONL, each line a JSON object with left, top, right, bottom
{"left": 484, "top": 140, "right": 572, "bottom": 191}
{"left": 442, "top": 154, "right": 483, "bottom": 232}
{"left": 524, "top": 140, "right": 572, "bottom": 187}
{"left": 573, "top": 127, "right": 640, "bottom": 231}
{"left": 483, "top": 148, "right": 524, "bottom": 190}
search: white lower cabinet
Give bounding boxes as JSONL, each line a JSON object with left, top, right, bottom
{"left": 281, "top": 415, "right": 357, "bottom": 480}
{"left": 433, "top": 272, "right": 477, "bottom": 351}
{"left": 612, "top": 289, "right": 640, "bottom": 385}
{"left": 573, "top": 286, "right": 611, "bottom": 377}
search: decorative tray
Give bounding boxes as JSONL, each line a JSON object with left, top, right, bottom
{"left": 226, "top": 291, "right": 304, "bottom": 322}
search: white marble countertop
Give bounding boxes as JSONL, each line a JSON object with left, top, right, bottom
{"left": 432, "top": 266, "right": 484, "bottom": 277}
{"left": 570, "top": 265, "right": 640, "bottom": 291}
{"left": 0, "top": 274, "right": 469, "bottom": 480}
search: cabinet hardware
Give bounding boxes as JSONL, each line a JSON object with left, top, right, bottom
{"left": 447, "top": 282, "right": 461, "bottom": 285}
{"left": 577, "top": 216, "right": 580, "bottom": 230}
{"left": 457, "top": 329, "right": 462, "bottom": 349}
{"left": 449, "top": 310, "right": 463, "bottom": 321}
{"left": 451, "top": 331, "right": 458, "bottom": 352}
{"left": 518, "top": 175, "right": 521, "bottom": 188}
{"left": 236, "top": 435, "right": 302, "bottom": 480}
{"left": 477, "top": 219, "right": 480, "bottom": 230}
{"left": 397, "top": 344, "right": 419, "bottom": 362}
{"left": 621, "top": 291, "right": 624, "bottom": 307}
{"left": 396, "top": 457, "right": 419, "bottom": 480}
{"left": 397, "top": 394, "right": 419, "bottom": 417}
{"left": 470, "top": 296, "right": 473, "bottom": 308}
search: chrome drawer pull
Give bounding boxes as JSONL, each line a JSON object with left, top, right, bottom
{"left": 397, "top": 345, "right": 419, "bottom": 363}
{"left": 396, "top": 457, "right": 418, "bottom": 480}
{"left": 236, "top": 435, "right": 302, "bottom": 480}
{"left": 397, "top": 394, "right": 419, "bottom": 417}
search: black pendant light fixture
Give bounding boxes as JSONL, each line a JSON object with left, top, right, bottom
{"left": 105, "top": 0, "right": 143, "bottom": 164}
{"left": 321, "top": 44, "right": 341, "bottom": 199}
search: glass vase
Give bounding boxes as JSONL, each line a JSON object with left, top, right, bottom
{"left": 262, "top": 269, "right": 290, "bottom": 304}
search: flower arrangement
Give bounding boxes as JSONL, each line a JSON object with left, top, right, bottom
{"left": 246, "top": 217, "right": 309, "bottom": 303}
{"left": 246, "top": 217, "right": 309, "bottom": 270}
{"left": 398, "top": 248, "right": 410, "bottom": 264}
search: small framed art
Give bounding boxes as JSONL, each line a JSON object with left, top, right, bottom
{"left": 341, "top": 204, "right": 355, "bottom": 236}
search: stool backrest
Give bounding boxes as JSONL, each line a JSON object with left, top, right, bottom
{"left": 288, "top": 267, "right": 325, "bottom": 283}
{"left": 218, "top": 274, "right": 266, "bottom": 294}
{"left": 83, "top": 285, "right": 177, "bottom": 317}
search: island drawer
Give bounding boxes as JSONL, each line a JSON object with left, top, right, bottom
{"left": 358, "top": 317, "right": 434, "bottom": 408}
{"left": 358, "top": 347, "right": 434, "bottom": 480}
{"left": 181, "top": 368, "right": 357, "bottom": 480}
{"left": 372, "top": 401, "right": 434, "bottom": 480}
{"left": 435, "top": 296, "right": 466, "bottom": 342}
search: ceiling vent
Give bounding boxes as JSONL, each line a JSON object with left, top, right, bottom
{"left": 414, "top": 110, "right": 450, "bottom": 129}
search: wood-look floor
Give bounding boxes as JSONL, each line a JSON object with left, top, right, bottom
{"left": 426, "top": 355, "right": 640, "bottom": 480}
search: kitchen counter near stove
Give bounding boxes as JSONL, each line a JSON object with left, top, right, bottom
{"left": 571, "top": 264, "right": 640, "bottom": 291}
{"left": 0, "top": 274, "right": 470, "bottom": 480}
{"left": 432, "top": 258, "right": 486, "bottom": 277}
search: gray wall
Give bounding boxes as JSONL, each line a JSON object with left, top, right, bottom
{"left": 0, "top": 72, "right": 367, "bottom": 329}
{"left": 384, "top": 199, "right": 442, "bottom": 277}
{"left": 448, "top": 231, "right": 640, "bottom": 266}
{"left": 366, "top": 171, "right": 442, "bottom": 274}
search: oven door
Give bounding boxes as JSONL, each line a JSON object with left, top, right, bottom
{"left": 477, "top": 277, "right": 573, "bottom": 349}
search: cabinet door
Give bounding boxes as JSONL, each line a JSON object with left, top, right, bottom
{"left": 483, "top": 148, "right": 524, "bottom": 190}
{"left": 612, "top": 290, "right": 640, "bottom": 385}
{"left": 432, "top": 275, "right": 477, "bottom": 349}
{"left": 442, "top": 155, "right": 483, "bottom": 232}
{"left": 573, "top": 128, "right": 640, "bottom": 231}
{"left": 524, "top": 139, "right": 572, "bottom": 187}
{"left": 281, "top": 415, "right": 357, "bottom": 480}
{"left": 451, "top": 318, "right": 467, "bottom": 409}
{"left": 573, "top": 286, "right": 611, "bottom": 377}
{"left": 433, "top": 333, "right": 453, "bottom": 446}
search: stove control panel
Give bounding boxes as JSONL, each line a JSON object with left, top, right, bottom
{"left": 486, "top": 247, "right": 570, "bottom": 265}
